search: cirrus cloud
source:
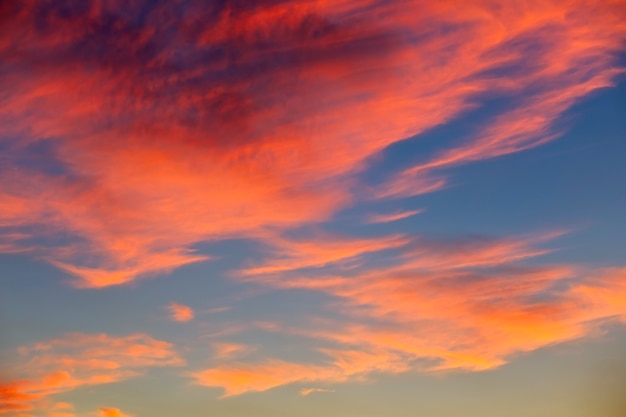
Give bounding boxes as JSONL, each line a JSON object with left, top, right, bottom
{"left": 193, "top": 233, "right": 626, "bottom": 396}
{"left": 0, "top": 0, "right": 623, "bottom": 287}
{"left": 1, "top": 333, "right": 182, "bottom": 415}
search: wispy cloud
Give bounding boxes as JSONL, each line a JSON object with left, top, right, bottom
{"left": 0, "top": 0, "right": 622, "bottom": 286}
{"left": 193, "top": 232, "right": 626, "bottom": 396}
{"left": 99, "top": 408, "right": 132, "bottom": 417}
{"left": 52, "top": 402, "right": 73, "bottom": 410}
{"left": 211, "top": 343, "right": 254, "bottom": 360}
{"left": 204, "top": 307, "right": 232, "bottom": 315}
{"left": 300, "top": 387, "right": 335, "bottom": 396}
{"left": 47, "top": 402, "right": 76, "bottom": 417}
{"left": 366, "top": 209, "right": 424, "bottom": 224}
{"left": 193, "top": 348, "right": 408, "bottom": 397}
{"left": 1, "top": 1, "right": 625, "bottom": 411}
{"left": 241, "top": 232, "right": 411, "bottom": 276}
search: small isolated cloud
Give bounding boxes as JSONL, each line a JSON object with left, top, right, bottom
{"left": 300, "top": 387, "right": 335, "bottom": 396}
{"left": 168, "top": 302, "right": 195, "bottom": 322}
{"left": 367, "top": 209, "right": 424, "bottom": 224}
{"left": 99, "top": 408, "right": 132, "bottom": 417}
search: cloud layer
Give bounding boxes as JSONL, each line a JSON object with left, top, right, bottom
{"left": 0, "top": 0, "right": 624, "bottom": 286}
{"left": 0, "top": 0, "right": 625, "bottom": 412}
{"left": 0, "top": 333, "right": 182, "bottom": 416}
{"left": 194, "top": 234, "right": 626, "bottom": 396}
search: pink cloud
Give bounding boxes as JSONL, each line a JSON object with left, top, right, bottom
{"left": 0, "top": 0, "right": 622, "bottom": 286}
{"left": 300, "top": 387, "right": 335, "bottom": 396}
{"left": 366, "top": 209, "right": 425, "bottom": 224}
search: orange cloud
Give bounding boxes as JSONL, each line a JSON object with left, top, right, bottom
{"left": 0, "top": 381, "right": 37, "bottom": 414}
{"left": 1, "top": 333, "right": 182, "bottom": 415}
{"left": 300, "top": 387, "right": 335, "bottom": 396}
{"left": 193, "top": 347, "right": 408, "bottom": 397}
{"left": 378, "top": 0, "right": 626, "bottom": 198}
{"left": 47, "top": 402, "right": 75, "bottom": 417}
{"left": 241, "top": 232, "right": 411, "bottom": 276}
{"left": 212, "top": 343, "right": 254, "bottom": 360}
{"left": 168, "top": 302, "right": 195, "bottom": 322}
{"left": 195, "top": 234, "right": 626, "bottom": 396}
{"left": 99, "top": 408, "right": 131, "bottom": 417}
{"left": 0, "top": 0, "right": 622, "bottom": 286}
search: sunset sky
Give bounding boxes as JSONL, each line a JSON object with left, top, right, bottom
{"left": 1, "top": 1, "right": 625, "bottom": 416}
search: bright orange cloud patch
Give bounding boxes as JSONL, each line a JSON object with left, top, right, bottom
{"left": 99, "top": 408, "right": 132, "bottom": 417}
{"left": 211, "top": 343, "right": 254, "bottom": 360}
{"left": 193, "top": 348, "right": 409, "bottom": 397}
{"left": 168, "top": 302, "right": 195, "bottom": 322}
{"left": 0, "top": 0, "right": 623, "bottom": 287}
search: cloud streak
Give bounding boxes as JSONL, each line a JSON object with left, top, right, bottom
{"left": 241, "top": 232, "right": 411, "bottom": 276}
{"left": 366, "top": 209, "right": 424, "bottom": 224}
{"left": 300, "top": 387, "right": 335, "bottom": 396}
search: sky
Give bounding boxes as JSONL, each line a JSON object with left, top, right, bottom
{"left": 0, "top": 0, "right": 625, "bottom": 416}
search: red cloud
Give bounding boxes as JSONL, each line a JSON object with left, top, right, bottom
{"left": 0, "top": 0, "right": 623, "bottom": 286}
